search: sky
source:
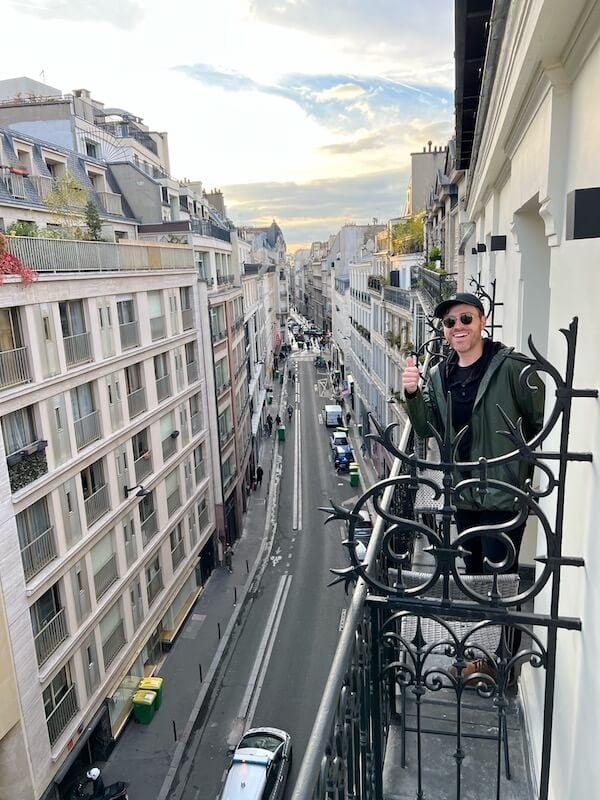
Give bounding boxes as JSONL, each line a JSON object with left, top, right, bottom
{"left": 3, "top": 0, "right": 455, "bottom": 249}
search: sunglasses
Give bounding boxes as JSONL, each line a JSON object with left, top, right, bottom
{"left": 442, "top": 312, "right": 477, "bottom": 329}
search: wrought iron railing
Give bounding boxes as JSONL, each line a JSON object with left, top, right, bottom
{"left": 187, "top": 360, "right": 199, "bottom": 384}
{"left": 156, "top": 374, "right": 172, "bottom": 403}
{"left": 134, "top": 452, "right": 153, "bottom": 484}
{"left": 0, "top": 346, "right": 31, "bottom": 389}
{"left": 150, "top": 315, "right": 167, "bottom": 341}
{"left": 195, "top": 461, "right": 206, "bottom": 484}
{"left": 84, "top": 483, "right": 110, "bottom": 527}
{"left": 171, "top": 539, "right": 186, "bottom": 571}
{"left": 34, "top": 607, "right": 68, "bottom": 666}
{"left": 124, "top": 532, "right": 138, "bottom": 568}
{"left": 182, "top": 308, "right": 194, "bottom": 330}
{"left": 94, "top": 553, "right": 119, "bottom": 599}
{"left": 167, "top": 487, "right": 181, "bottom": 517}
{"left": 119, "top": 320, "right": 140, "bottom": 350}
{"left": 127, "top": 387, "right": 147, "bottom": 418}
{"left": 141, "top": 511, "right": 158, "bottom": 546}
{"left": 97, "top": 191, "right": 124, "bottom": 216}
{"left": 74, "top": 410, "right": 102, "bottom": 450}
{"left": 198, "top": 506, "right": 210, "bottom": 532}
{"left": 102, "top": 619, "right": 126, "bottom": 668}
{"left": 20, "top": 526, "right": 57, "bottom": 580}
{"left": 292, "top": 317, "right": 595, "bottom": 800}
{"left": 46, "top": 684, "right": 78, "bottom": 747}
{"left": 147, "top": 569, "right": 163, "bottom": 606}
{"left": 162, "top": 434, "right": 177, "bottom": 461}
{"left": 64, "top": 331, "right": 92, "bottom": 367}
{"left": 383, "top": 285, "right": 411, "bottom": 310}
{"left": 191, "top": 411, "right": 203, "bottom": 435}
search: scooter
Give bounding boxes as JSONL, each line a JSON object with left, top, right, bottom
{"left": 73, "top": 781, "right": 129, "bottom": 799}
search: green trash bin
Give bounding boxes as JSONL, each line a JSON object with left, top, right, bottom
{"left": 274, "top": 369, "right": 279, "bottom": 379}
{"left": 357, "top": 424, "right": 363, "bottom": 437}
{"left": 132, "top": 690, "right": 157, "bottom": 724}
{"left": 349, "top": 463, "right": 360, "bottom": 487}
{"left": 139, "top": 677, "right": 164, "bottom": 710}
{"left": 278, "top": 426, "right": 286, "bottom": 442}
{"left": 267, "top": 394, "right": 273, "bottom": 405}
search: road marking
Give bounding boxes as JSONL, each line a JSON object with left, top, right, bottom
{"left": 339, "top": 608, "right": 347, "bottom": 631}
{"left": 292, "top": 405, "right": 302, "bottom": 530}
{"left": 246, "top": 575, "right": 293, "bottom": 728}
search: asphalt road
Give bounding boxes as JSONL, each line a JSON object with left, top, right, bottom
{"left": 177, "top": 351, "right": 360, "bottom": 800}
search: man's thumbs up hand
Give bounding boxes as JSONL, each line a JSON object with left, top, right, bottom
{"left": 402, "top": 355, "right": 420, "bottom": 394}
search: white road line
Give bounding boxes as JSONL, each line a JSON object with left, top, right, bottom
{"left": 246, "top": 575, "right": 293, "bottom": 728}
{"left": 238, "top": 576, "right": 288, "bottom": 720}
{"left": 339, "top": 608, "right": 347, "bottom": 631}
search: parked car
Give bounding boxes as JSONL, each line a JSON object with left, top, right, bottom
{"left": 330, "top": 428, "right": 349, "bottom": 451}
{"left": 334, "top": 444, "right": 354, "bottom": 472}
{"left": 349, "top": 509, "right": 372, "bottom": 562}
{"left": 221, "top": 727, "right": 292, "bottom": 800}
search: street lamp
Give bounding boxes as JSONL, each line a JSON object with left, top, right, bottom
{"left": 124, "top": 484, "right": 150, "bottom": 499}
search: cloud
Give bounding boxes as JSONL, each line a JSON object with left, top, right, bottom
{"left": 9, "top": 0, "right": 143, "bottom": 29}
{"left": 223, "top": 168, "right": 410, "bottom": 246}
{"left": 320, "top": 118, "right": 452, "bottom": 155}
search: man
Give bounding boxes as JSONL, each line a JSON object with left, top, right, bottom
{"left": 256, "top": 464, "right": 264, "bottom": 488}
{"left": 224, "top": 544, "right": 233, "bottom": 573}
{"left": 86, "top": 767, "right": 104, "bottom": 797}
{"left": 402, "top": 292, "right": 545, "bottom": 575}
{"left": 266, "top": 413, "right": 273, "bottom": 436}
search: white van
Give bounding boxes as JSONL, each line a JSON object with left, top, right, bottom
{"left": 324, "top": 404, "right": 343, "bottom": 427}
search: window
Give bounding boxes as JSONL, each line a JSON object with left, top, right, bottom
{"left": 85, "top": 140, "right": 99, "bottom": 159}
{"left": 81, "top": 460, "right": 106, "bottom": 499}
{"left": 117, "top": 298, "right": 136, "bottom": 325}
{"left": 17, "top": 497, "right": 51, "bottom": 549}
{"left": 71, "top": 382, "right": 95, "bottom": 421}
{"left": 1, "top": 405, "right": 37, "bottom": 454}
{"left": 132, "top": 429, "right": 150, "bottom": 460}
{"left": 0, "top": 307, "right": 24, "bottom": 352}
{"left": 125, "top": 362, "right": 144, "bottom": 393}
{"left": 43, "top": 664, "right": 75, "bottom": 730}
{"left": 59, "top": 300, "right": 86, "bottom": 338}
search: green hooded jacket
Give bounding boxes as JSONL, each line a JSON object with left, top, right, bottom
{"left": 405, "top": 344, "right": 545, "bottom": 510}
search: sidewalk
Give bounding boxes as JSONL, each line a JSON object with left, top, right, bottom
{"left": 101, "top": 379, "right": 290, "bottom": 800}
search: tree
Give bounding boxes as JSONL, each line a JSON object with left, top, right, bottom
{"left": 7, "top": 220, "right": 39, "bottom": 237}
{"left": 0, "top": 235, "right": 37, "bottom": 284}
{"left": 392, "top": 213, "right": 424, "bottom": 254}
{"left": 84, "top": 200, "right": 103, "bottom": 241}
{"left": 44, "top": 173, "right": 89, "bottom": 237}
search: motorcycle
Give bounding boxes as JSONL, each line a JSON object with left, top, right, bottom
{"left": 287, "top": 405, "right": 293, "bottom": 420}
{"left": 73, "top": 781, "right": 129, "bottom": 799}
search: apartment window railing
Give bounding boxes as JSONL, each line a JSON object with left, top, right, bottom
{"left": 195, "top": 461, "right": 206, "bottom": 484}
{"left": 211, "top": 328, "right": 227, "bottom": 343}
{"left": 124, "top": 534, "right": 137, "bottom": 568}
{"left": 127, "top": 387, "right": 147, "bottom": 418}
{"left": 34, "top": 607, "right": 68, "bottom": 666}
{"left": 223, "top": 471, "right": 235, "bottom": 491}
{"left": 216, "top": 273, "right": 234, "bottom": 285}
{"left": 171, "top": 539, "right": 185, "bottom": 571}
{"left": 119, "top": 320, "right": 140, "bottom": 350}
{"left": 383, "top": 285, "right": 411, "bottom": 310}
{"left": 102, "top": 619, "right": 126, "bottom": 668}
{"left": 162, "top": 435, "right": 177, "bottom": 461}
{"left": 219, "top": 428, "right": 234, "bottom": 447}
{"left": 141, "top": 512, "right": 158, "bottom": 546}
{"left": 155, "top": 374, "right": 172, "bottom": 403}
{"left": 46, "top": 684, "right": 78, "bottom": 747}
{"left": 131, "top": 600, "right": 143, "bottom": 628}
{"left": 94, "top": 554, "right": 119, "bottom": 600}
{"left": 63, "top": 331, "right": 92, "bottom": 367}
{"left": 134, "top": 453, "right": 153, "bottom": 484}
{"left": 84, "top": 483, "right": 110, "bottom": 526}
{"left": 216, "top": 378, "right": 231, "bottom": 396}
{"left": 191, "top": 412, "right": 202, "bottom": 435}
{"left": 74, "top": 410, "right": 102, "bottom": 450}
{"left": 198, "top": 506, "right": 210, "bottom": 532}
{"left": 147, "top": 569, "right": 163, "bottom": 606}
{"left": 170, "top": 311, "right": 180, "bottom": 335}
{"left": 97, "top": 191, "right": 123, "bottom": 216}
{"left": 29, "top": 174, "right": 55, "bottom": 199}
{"left": 167, "top": 487, "right": 181, "bottom": 517}
{"left": 20, "top": 526, "right": 57, "bottom": 581}
{"left": 186, "top": 360, "right": 199, "bottom": 384}
{"left": 150, "top": 315, "right": 166, "bottom": 341}
{"left": 0, "top": 346, "right": 31, "bottom": 389}
{"left": 182, "top": 308, "right": 194, "bottom": 330}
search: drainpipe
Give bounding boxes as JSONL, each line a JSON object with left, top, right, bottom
{"left": 465, "top": 0, "right": 511, "bottom": 205}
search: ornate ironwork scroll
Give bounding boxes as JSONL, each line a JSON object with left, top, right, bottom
{"left": 292, "top": 318, "right": 596, "bottom": 800}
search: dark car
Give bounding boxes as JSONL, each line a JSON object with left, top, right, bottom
{"left": 221, "top": 727, "right": 292, "bottom": 800}
{"left": 334, "top": 444, "right": 354, "bottom": 472}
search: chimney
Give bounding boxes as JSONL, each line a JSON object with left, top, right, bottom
{"left": 428, "top": 140, "right": 432, "bottom": 152}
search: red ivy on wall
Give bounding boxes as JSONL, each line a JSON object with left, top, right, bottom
{"left": 0, "top": 234, "right": 37, "bottom": 284}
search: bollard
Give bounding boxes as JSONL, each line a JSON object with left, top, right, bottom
{"left": 172, "top": 720, "right": 177, "bottom": 742}
{"left": 199, "top": 663, "right": 203, "bottom": 683}
{"left": 217, "top": 622, "right": 221, "bottom": 640}
{"left": 246, "top": 559, "right": 249, "bottom": 574}
{"left": 234, "top": 587, "right": 237, "bottom": 606}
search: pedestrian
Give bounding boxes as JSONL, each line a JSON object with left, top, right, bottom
{"left": 345, "top": 411, "right": 351, "bottom": 427}
{"left": 275, "top": 413, "right": 282, "bottom": 427}
{"left": 224, "top": 544, "right": 233, "bottom": 573}
{"left": 256, "top": 464, "right": 263, "bottom": 488}
{"left": 86, "top": 768, "right": 104, "bottom": 797}
{"left": 360, "top": 441, "right": 367, "bottom": 456}
{"left": 266, "top": 413, "right": 273, "bottom": 436}
{"left": 403, "top": 292, "right": 544, "bottom": 574}
{"left": 337, "top": 414, "right": 343, "bottom": 427}
{"left": 288, "top": 368, "right": 292, "bottom": 381}
{"left": 402, "top": 292, "right": 544, "bottom": 678}
{"left": 328, "top": 359, "right": 332, "bottom": 371}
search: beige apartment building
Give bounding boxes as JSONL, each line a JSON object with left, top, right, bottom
{"left": 0, "top": 237, "right": 217, "bottom": 798}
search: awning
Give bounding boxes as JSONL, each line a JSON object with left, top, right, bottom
{"left": 251, "top": 389, "right": 267, "bottom": 435}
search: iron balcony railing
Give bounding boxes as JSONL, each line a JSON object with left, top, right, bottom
{"left": 20, "top": 526, "right": 57, "bottom": 580}
{"left": 109, "top": 398, "right": 123, "bottom": 430}
{"left": 147, "top": 569, "right": 163, "bottom": 606}
{"left": 64, "top": 331, "right": 92, "bottom": 367}
{"left": 124, "top": 533, "right": 137, "bottom": 568}
{"left": 131, "top": 600, "right": 143, "bottom": 628}
{"left": 84, "top": 483, "right": 110, "bottom": 527}
{"left": 171, "top": 539, "right": 185, "bottom": 571}
{"left": 167, "top": 487, "right": 181, "bottom": 517}
{"left": 156, "top": 374, "right": 172, "bottom": 403}
{"left": 28, "top": 174, "right": 54, "bottom": 199}
{"left": 74, "top": 410, "right": 102, "bottom": 450}
{"left": 6, "top": 236, "right": 195, "bottom": 273}
{"left": 211, "top": 328, "right": 227, "bottom": 343}
{"left": 216, "top": 273, "right": 235, "bottom": 286}
{"left": 162, "top": 434, "right": 177, "bottom": 461}
{"left": 94, "top": 553, "right": 119, "bottom": 600}
{"left": 127, "top": 387, "right": 147, "bottom": 418}
{"left": 102, "top": 619, "right": 126, "bottom": 668}
{"left": 411, "top": 265, "right": 457, "bottom": 308}
{"left": 383, "top": 285, "right": 412, "bottom": 310}
{"left": 150, "top": 315, "right": 167, "bottom": 341}
{"left": 198, "top": 506, "right": 210, "bottom": 532}
{"left": 191, "top": 412, "right": 203, "bottom": 435}
{"left": 187, "top": 360, "right": 199, "bottom": 384}
{"left": 182, "top": 308, "right": 194, "bottom": 330}
{"left": 216, "top": 378, "right": 231, "bottom": 396}
{"left": 97, "top": 191, "right": 123, "bottom": 216}
{"left": 2, "top": 172, "right": 27, "bottom": 198}
{"left": 134, "top": 452, "right": 153, "bottom": 484}
{"left": 0, "top": 346, "right": 31, "bottom": 389}
{"left": 195, "top": 461, "right": 206, "bottom": 484}
{"left": 190, "top": 219, "right": 231, "bottom": 242}
{"left": 46, "top": 684, "right": 78, "bottom": 747}
{"left": 34, "top": 607, "right": 68, "bottom": 666}
{"left": 141, "top": 511, "right": 158, "bottom": 546}
{"left": 119, "top": 320, "right": 140, "bottom": 350}
{"left": 219, "top": 428, "right": 234, "bottom": 447}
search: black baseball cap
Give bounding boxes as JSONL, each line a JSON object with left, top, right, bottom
{"left": 434, "top": 292, "right": 485, "bottom": 319}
